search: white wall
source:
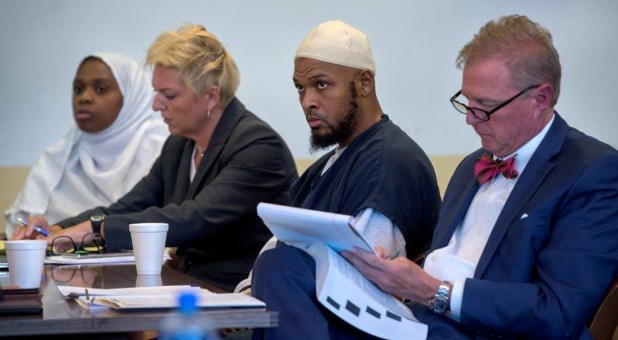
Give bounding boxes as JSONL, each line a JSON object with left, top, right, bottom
{"left": 1, "top": 0, "right": 617, "bottom": 166}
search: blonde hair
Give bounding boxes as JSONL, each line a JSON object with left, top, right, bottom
{"left": 146, "top": 23, "right": 240, "bottom": 108}
{"left": 456, "top": 15, "right": 561, "bottom": 107}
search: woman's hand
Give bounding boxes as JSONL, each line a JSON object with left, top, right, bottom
{"left": 10, "top": 215, "right": 58, "bottom": 240}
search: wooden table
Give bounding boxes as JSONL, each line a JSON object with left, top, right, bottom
{"left": 0, "top": 264, "right": 277, "bottom": 337}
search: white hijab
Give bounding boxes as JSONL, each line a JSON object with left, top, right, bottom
{"left": 4, "top": 52, "right": 169, "bottom": 237}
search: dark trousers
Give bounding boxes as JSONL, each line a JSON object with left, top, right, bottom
{"left": 251, "top": 242, "right": 379, "bottom": 340}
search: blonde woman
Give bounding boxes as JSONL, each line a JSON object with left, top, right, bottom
{"left": 15, "top": 24, "right": 297, "bottom": 292}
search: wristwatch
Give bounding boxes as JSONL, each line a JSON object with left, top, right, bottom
{"left": 429, "top": 281, "right": 452, "bottom": 315}
{"left": 90, "top": 215, "right": 105, "bottom": 234}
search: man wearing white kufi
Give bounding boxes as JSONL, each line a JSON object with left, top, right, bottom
{"left": 249, "top": 20, "right": 441, "bottom": 340}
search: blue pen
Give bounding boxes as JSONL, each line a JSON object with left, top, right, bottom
{"left": 17, "top": 217, "right": 50, "bottom": 237}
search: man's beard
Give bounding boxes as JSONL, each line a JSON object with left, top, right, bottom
{"left": 309, "top": 82, "right": 359, "bottom": 153}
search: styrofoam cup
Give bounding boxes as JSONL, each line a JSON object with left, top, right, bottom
{"left": 129, "top": 223, "right": 168, "bottom": 275}
{"left": 5, "top": 240, "right": 48, "bottom": 289}
{"left": 136, "top": 274, "right": 163, "bottom": 287}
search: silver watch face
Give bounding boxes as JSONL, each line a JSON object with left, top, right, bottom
{"left": 430, "top": 298, "right": 448, "bottom": 314}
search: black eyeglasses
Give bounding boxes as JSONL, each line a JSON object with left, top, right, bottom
{"left": 49, "top": 233, "right": 106, "bottom": 256}
{"left": 450, "top": 84, "right": 541, "bottom": 121}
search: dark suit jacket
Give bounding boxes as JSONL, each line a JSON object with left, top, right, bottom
{"left": 58, "top": 98, "right": 297, "bottom": 291}
{"left": 414, "top": 114, "right": 618, "bottom": 339}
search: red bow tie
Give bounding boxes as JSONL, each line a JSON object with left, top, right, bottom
{"left": 474, "top": 153, "right": 519, "bottom": 185}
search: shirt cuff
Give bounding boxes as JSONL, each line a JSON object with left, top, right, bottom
{"left": 449, "top": 280, "right": 464, "bottom": 321}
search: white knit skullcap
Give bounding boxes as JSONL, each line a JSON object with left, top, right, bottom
{"left": 295, "top": 20, "right": 375, "bottom": 74}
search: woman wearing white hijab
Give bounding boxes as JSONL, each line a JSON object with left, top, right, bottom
{"left": 4, "top": 52, "right": 169, "bottom": 237}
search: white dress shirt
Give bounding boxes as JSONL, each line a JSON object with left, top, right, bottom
{"left": 423, "top": 114, "right": 555, "bottom": 320}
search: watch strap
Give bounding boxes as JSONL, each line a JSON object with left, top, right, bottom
{"left": 90, "top": 215, "right": 105, "bottom": 234}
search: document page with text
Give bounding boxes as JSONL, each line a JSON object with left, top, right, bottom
{"left": 257, "top": 202, "right": 427, "bottom": 339}
{"left": 308, "top": 243, "right": 427, "bottom": 340}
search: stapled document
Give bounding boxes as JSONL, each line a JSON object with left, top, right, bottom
{"left": 58, "top": 285, "right": 266, "bottom": 310}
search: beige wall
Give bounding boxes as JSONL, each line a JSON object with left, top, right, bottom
{"left": 0, "top": 166, "right": 30, "bottom": 236}
{"left": 0, "top": 156, "right": 463, "bottom": 236}
{"left": 430, "top": 156, "right": 464, "bottom": 197}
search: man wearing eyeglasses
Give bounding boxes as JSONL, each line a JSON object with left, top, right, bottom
{"left": 253, "top": 15, "right": 618, "bottom": 339}
{"left": 343, "top": 14, "right": 618, "bottom": 339}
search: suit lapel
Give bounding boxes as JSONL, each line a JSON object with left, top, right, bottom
{"left": 474, "top": 113, "right": 568, "bottom": 277}
{"left": 188, "top": 143, "right": 224, "bottom": 198}
{"left": 186, "top": 98, "right": 243, "bottom": 198}
{"left": 169, "top": 141, "right": 193, "bottom": 203}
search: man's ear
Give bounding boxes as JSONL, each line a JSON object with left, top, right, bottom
{"left": 533, "top": 83, "right": 553, "bottom": 113}
{"left": 357, "top": 70, "right": 375, "bottom": 97}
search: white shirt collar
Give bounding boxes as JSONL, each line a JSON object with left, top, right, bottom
{"left": 321, "top": 146, "right": 348, "bottom": 175}
{"left": 498, "top": 113, "right": 555, "bottom": 176}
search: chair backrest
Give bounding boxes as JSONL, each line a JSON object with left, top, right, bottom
{"left": 589, "top": 279, "right": 618, "bottom": 340}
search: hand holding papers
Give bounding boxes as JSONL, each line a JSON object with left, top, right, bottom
{"left": 256, "top": 202, "right": 374, "bottom": 253}
{"left": 257, "top": 203, "right": 428, "bottom": 340}
{"left": 308, "top": 243, "right": 427, "bottom": 340}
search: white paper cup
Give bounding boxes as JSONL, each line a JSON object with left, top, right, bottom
{"left": 5, "top": 240, "right": 48, "bottom": 289}
{"left": 129, "top": 223, "right": 169, "bottom": 275}
{"left": 136, "top": 274, "right": 163, "bottom": 287}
